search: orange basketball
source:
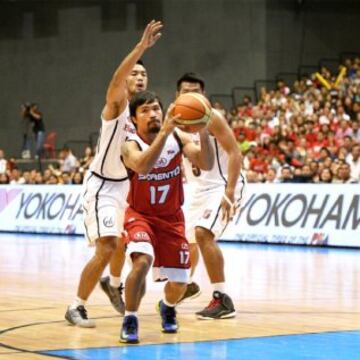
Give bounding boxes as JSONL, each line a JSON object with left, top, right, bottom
{"left": 173, "top": 93, "right": 212, "bottom": 133}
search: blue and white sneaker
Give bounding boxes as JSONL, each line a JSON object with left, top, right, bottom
{"left": 120, "top": 315, "right": 139, "bottom": 343}
{"left": 159, "top": 300, "right": 178, "bottom": 333}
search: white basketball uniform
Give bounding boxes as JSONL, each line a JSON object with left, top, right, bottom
{"left": 183, "top": 125, "right": 246, "bottom": 243}
{"left": 83, "top": 104, "right": 135, "bottom": 244}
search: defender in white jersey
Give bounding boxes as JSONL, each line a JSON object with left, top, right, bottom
{"left": 176, "top": 73, "right": 246, "bottom": 320}
{"left": 65, "top": 20, "right": 163, "bottom": 328}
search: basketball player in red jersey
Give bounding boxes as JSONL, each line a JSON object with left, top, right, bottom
{"left": 119, "top": 91, "right": 214, "bottom": 343}
{"left": 65, "top": 21, "right": 162, "bottom": 328}
{"left": 177, "top": 73, "right": 246, "bottom": 319}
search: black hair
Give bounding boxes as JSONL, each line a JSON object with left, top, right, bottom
{"left": 136, "top": 59, "right": 145, "bottom": 67}
{"left": 129, "top": 91, "right": 163, "bottom": 118}
{"left": 176, "top": 72, "right": 205, "bottom": 91}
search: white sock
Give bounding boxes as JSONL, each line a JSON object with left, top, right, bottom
{"left": 125, "top": 311, "right": 137, "bottom": 317}
{"left": 212, "top": 282, "right": 225, "bottom": 293}
{"left": 70, "top": 297, "right": 86, "bottom": 309}
{"left": 110, "top": 275, "right": 122, "bottom": 288}
{"left": 188, "top": 276, "right": 193, "bottom": 284}
{"left": 163, "top": 298, "right": 176, "bottom": 307}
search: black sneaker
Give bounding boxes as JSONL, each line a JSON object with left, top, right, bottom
{"left": 99, "top": 276, "right": 125, "bottom": 315}
{"left": 65, "top": 305, "right": 96, "bottom": 328}
{"left": 120, "top": 315, "right": 139, "bottom": 344}
{"left": 159, "top": 300, "right": 178, "bottom": 333}
{"left": 178, "top": 282, "right": 201, "bottom": 304}
{"left": 196, "top": 291, "right": 236, "bottom": 320}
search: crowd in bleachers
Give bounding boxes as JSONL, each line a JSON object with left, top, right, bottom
{"left": 217, "top": 57, "right": 360, "bottom": 183}
{"left": 0, "top": 57, "right": 359, "bottom": 185}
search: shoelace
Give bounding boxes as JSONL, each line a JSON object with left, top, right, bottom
{"left": 77, "top": 305, "right": 88, "bottom": 319}
{"left": 205, "top": 298, "right": 221, "bottom": 310}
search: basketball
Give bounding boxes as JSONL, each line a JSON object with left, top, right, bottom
{"left": 173, "top": 93, "right": 212, "bottom": 133}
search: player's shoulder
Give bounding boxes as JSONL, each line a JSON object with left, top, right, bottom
{"left": 209, "top": 108, "right": 229, "bottom": 130}
{"left": 101, "top": 101, "right": 130, "bottom": 122}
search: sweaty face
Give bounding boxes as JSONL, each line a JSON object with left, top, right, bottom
{"left": 177, "top": 81, "right": 203, "bottom": 96}
{"left": 126, "top": 64, "right": 148, "bottom": 96}
{"left": 134, "top": 100, "right": 163, "bottom": 135}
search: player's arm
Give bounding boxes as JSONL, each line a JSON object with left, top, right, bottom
{"left": 102, "top": 20, "right": 163, "bottom": 121}
{"left": 121, "top": 113, "right": 179, "bottom": 174}
{"left": 178, "top": 129, "right": 214, "bottom": 171}
{"left": 208, "top": 110, "right": 243, "bottom": 221}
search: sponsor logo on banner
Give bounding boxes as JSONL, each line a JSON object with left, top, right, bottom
{"left": 0, "top": 185, "right": 83, "bottom": 235}
{"left": 216, "top": 184, "right": 360, "bottom": 247}
{"left": 0, "top": 188, "right": 23, "bottom": 213}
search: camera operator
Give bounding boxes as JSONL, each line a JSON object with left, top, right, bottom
{"left": 21, "top": 102, "right": 32, "bottom": 159}
{"left": 29, "top": 103, "right": 45, "bottom": 159}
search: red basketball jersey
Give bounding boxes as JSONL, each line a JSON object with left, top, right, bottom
{"left": 126, "top": 132, "right": 184, "bottom": 216}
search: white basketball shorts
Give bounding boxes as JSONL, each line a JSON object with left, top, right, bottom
{"left": 82, "top": 172, "right": 129, "bottom": 245}
{"left": 185, "top": 180, "right": 246, "bottom": 243}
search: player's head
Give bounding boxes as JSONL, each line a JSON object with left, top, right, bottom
{"left": 126, "top": 60, "right": 148, "bottom": 97}
{"left": 130, "top": 91, "right": 163, "bottom": 134}
{"left": 176, "top": 72, "right": 205, "bottom": 97}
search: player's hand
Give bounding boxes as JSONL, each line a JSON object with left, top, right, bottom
{"left": 220, "top": 189, "right": 236, "bottom": 223}
{"left": 161, "top": 104, "right": 181, "bottom": 135}
{"left": 139, "top": 20, "right": 163, "bottom": 50}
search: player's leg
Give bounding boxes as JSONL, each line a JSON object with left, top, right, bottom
{"left": 98, "top": 180, "right": 129, "bottom": 314}
{"left": 192, "top": 187, "right": 238, "bottom": 319}
{"left": 65, "top": 175, "right": 124, "bottom": 327}
{"left": 120, "top": 212, "right": 154, "bottom": 343}
{"left": 179, "top": 204, "right": 202, "bottom": 303}
{"left": 157, "top": 218, "right": 189, "bottom": 333}
{"left": 65, "top": 235, "right": 117, "bottom": 328}
{"left": 195, "top": 226, "right": 235, "bottom": 320}
{"left": 178, "top": 241, "right": 201, "bottom": 303}
{"left": 120, "top": 248, "right": 152, "bottom": 344}
{"left": 99, "top": 236, "right": 126, "bottom": 314}
{"left": 196, "top": 226, "right": 225, "bottom": 283}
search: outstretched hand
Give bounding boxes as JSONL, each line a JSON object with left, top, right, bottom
{"left": 139, "top": 20, "right": 163, "bottom": 50}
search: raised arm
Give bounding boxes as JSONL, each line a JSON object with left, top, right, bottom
{"left": 179, "top": 128, "right": 214, "bottom": 171}
{"left": 102, "top": 20, "right": 163, "bottom": 121}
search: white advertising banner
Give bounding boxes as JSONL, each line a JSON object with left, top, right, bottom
{"left": 220, "top": 183, "right": 360, "bottom": 247}
{"left": 0, "top": 184, "right": 359, "bottom": 247}
{"left": 0, "top": 185, "right": 84, "bottom": 235}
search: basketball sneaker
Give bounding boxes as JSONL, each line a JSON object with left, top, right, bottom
{"left": 178, "top": 282, "right": 201, "bottom": 304}
{"left": 65, "top": 305, "right": 96, "bottom": 328}
{"left": 120, "top": 315, "right": 139, "bottom": 344}
{"left": 99, "top": 276, "right": 125, "bottom": 315}
{"left": 159, "top": 300, "right": 178, "bottom": 333}
{"left": 196, "top": 291, "right": 236, "bottom": 320}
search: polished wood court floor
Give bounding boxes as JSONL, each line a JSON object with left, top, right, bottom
{"left": 0, "top": 233, "right": 359, "bottom": 359}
